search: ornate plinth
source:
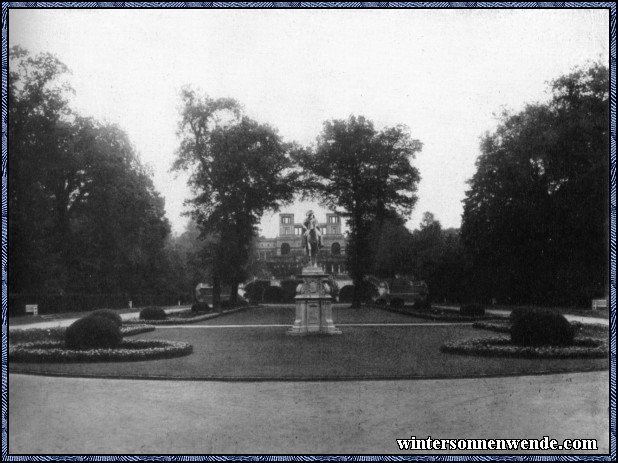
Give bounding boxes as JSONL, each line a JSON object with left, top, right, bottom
{"left": 287, "top": 266, "right": 342, "bottom": 336}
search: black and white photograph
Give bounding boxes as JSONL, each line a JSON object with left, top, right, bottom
{"left": 3, "top": 3, "right": 614, "bottom": 459}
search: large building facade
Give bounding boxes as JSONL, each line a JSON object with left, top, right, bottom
{"left": 256, "top": 213, "right": 348, "bottom": 278}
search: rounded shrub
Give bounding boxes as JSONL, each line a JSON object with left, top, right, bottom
{"left": 139, "top": 307, "right": 167, "bottom": 321}
{"left": 510, "top": 308, "right": 574, "bottom": 346}
{"left": 375, "top": 298, "right": 388, "bottom": 305}
{"left": 90, "top": 309, "right": 123, "bottom": 327}
{"left": 280, "top": 280, "right": 299, "bottom": 302}
{"left": 460, "top": 304, "right": 486, "bottom": 316}
{"left": 262, "top": 286, "right": 284, "bottom": 303}
{"left": 191, "top": 302, "right": 211, "bottom": 313}
{"left": 338, "top": 286, "right": 354, "bottom": 303}
{"left": 390, "top": 297, "right": 405, "bottom": 308}
{"left": 509, "top": 306, "right": 536, "bottom": 324}
{"left": 65, "top": 316, "right": 122, "bottom": 350}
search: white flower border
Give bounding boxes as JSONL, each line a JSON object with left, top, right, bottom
{"left": 9, "top": 339, "right": 193, "bottom": 363}
{"left": 441, "top": 336, "right": 608, "bottom": 359}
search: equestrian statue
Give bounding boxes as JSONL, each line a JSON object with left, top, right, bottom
{"left": 301, "top": 210, "right": 323, "bottom": 267}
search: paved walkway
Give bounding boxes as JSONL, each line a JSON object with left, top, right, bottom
{"left": 8, "top": 371, "right": 609, "bottom": 454}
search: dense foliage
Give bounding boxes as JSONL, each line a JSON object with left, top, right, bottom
{"left": 90, "top": 309, "right": 123, "bottom": 327}
{"left": 8, "top": 48, "right": 172, "bottom": 298}
{"left": 139, "top": 307, "right": 167, "bottom": 321}
{"left": 173, "top": 88, "right": 297, "bottom": 308}
{"left": 296, "top": 116, "right": 422, "bottom": 307}
{"left": 510, "top": 308, "right": 575, "bottom": 346}
{"left": 461, "top": 64, "right": 608, "bottom": 306}
{"left": 65, "top": 316, "right": 122, "bottom": 349}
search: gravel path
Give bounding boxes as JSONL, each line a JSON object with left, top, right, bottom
{"left": 8, "top": 371, "right": 609, "bottom": 454}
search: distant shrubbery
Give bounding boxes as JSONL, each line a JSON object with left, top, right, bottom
{"left": 460, "top": 304, "right": 485, "bottom": 317}
{"left": 262, "top": 286, "right": 284, "bottom": 303}
{"left": 510, "top": 307, "right": 574, "bottom": 346}
{"left": 90, "top": 309, "right": 123, "bottom": 327}
{"left": 139, "top": 307, "right": 167, "bottom": 321}
{"left": 191, "top": 302, "right": 211, "bottom": 313}
{"left": 65, "top": 316, "right": 122, "bottom": 349}
{"left": 390, "top": 298, "right": 405, "bottom": 308}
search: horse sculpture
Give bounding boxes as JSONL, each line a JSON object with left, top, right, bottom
{"left": 305, "top": 228, "right": 320, "bottom": 267}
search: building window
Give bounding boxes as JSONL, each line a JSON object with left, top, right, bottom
{"left": 295, "top": 227, "right": 302, "bottom": 235}
{"left": 281, "top": 243, "right": 291, "bottom": 255}
{"left": 331, "top": 242, "right": 341, "bottom": 256}
{"left": 281, "top": 216, "right": 292, "bottom": 224}
{"left": 328, "top": 216, "right": 339, "bottom": 223}
{"left": 284, "top": 227, "right": 291, "bottom": 235}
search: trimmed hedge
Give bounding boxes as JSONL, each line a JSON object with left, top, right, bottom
{"left": 460, "top": 304, "right": 485, "bottom": 316}
{"left": 390, "top": 297, "right": 405, "bottom": 308}
{"left": 510, "top": 307, "right": 574, "bottom": 346}
{"left": 65, "top": 316, "right": 122, "bottom": 350}
{"left": 139, "top": 307, "right": 167, "bottom": 321}
{"left": 90, "top": 309, "right": 123, "bottom": 327}
{"left": 262, "top": 286, "right": 284, "bottom": 303}
{"left": 191, "top": 302, "right": 211, "bottom": 313}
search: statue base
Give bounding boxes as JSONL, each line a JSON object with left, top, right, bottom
{"left": 287, "top": 266, "right": 341, "bottom": 336}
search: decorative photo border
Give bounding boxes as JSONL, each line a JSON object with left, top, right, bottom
{"left": 1, "top": 2, "right": 615, "bottom": 461}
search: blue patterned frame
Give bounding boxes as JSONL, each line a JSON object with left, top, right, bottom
{"left": 0, "top": 2, "right": 615, "bottom": 461}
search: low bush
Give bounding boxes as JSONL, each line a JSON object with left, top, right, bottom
{"left": 244, "top": 280, "right": 270, "bottom": 304}
{"left": 65, "top": 316, "right": 122, "bottom": 349}
{"left": 375, "top": 298, "right": 388, "bottom": 305}
{"left": 510, "top": 307, "right": 574, "bottom": 346}
{"left": 90, "top": 309, "right": 123, "bottom": 327}
{"left": 191, "top": 302, "right": 211, "bottom": 313}
{"left": 390, "top": 298, "right": 405, "bottom": 308}
{"left": 139, "top": 306, "right": 167, "bottom": 321}
{"left": 262, "top": 286, "right": 284, "bottom": 303}
{"left": 509, "top": 306, "right": 536, "bottom": 324}
{"left": 460, "top": 304, "right": 486, "bottom": 316}
{"left": 280, "top": 280, "right": 299, "bottom": 302}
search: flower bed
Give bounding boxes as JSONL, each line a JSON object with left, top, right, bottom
{"left": 440, "top": 336, "right": 608, "bottom": 359}
{"left": 473, "top": 320, "right": 608, "bottom": 339}
{"left": 123, "top": 306, "right": 255, "bottom": 325}
{"left": 379, "top": 305, "right": 500, "bottom": 322}
{"left": 9, "top": 324, "right": 155, "bottom": 343}
{"left": 9, "top": 339, "right": 193, "bottom": 363}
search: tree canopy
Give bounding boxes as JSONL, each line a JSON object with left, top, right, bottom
{"left": 9, "top": 47, "right": 171, "bottom": 297}
{"left": 461, "top": 63, "right": 609, "bottom": 305}
{"left": 173, "top": 87, "right": 297, "bottom": 306}
{"left": 296, "top": 116, "right": 422, "bottom": 306}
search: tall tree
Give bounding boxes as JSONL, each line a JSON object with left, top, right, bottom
{"left": 9, "top": 47, "right": 172, "bottom": 297}
{"left": 173, "top": 88, "right": 296, "bottom": 308}
{"left": 297, "top": 116, "right": 422, "bottom": 307}
{"left": 461, "top": 64, "right": 608, "bottom": 305}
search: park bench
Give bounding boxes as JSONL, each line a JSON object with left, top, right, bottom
{"left": 591, "top": 298, "right": 608, "bottom": 310}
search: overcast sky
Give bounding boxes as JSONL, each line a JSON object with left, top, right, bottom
{"left": 9, "top": 8, "right": 609, "bottom": 237}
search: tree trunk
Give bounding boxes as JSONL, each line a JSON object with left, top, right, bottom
{"left": 350, "top": 210, "right": 364, "bottom": 309}
{"left": 229, "top": 280, "right": 239, "bottom": 306}
{"left": 212, "top": 273, "right": 222, "bottom": 313}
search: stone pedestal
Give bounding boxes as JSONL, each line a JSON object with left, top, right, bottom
{"left": 287, "top": 266, "right": 342, "bottom": 336}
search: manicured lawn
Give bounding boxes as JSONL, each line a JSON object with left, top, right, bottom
{"left": 9, "top": 306, "right": 607, "bottom": 380}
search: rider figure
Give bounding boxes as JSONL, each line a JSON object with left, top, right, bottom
{"left": 301, "top": 210, "right": 322, "bottom": 253}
